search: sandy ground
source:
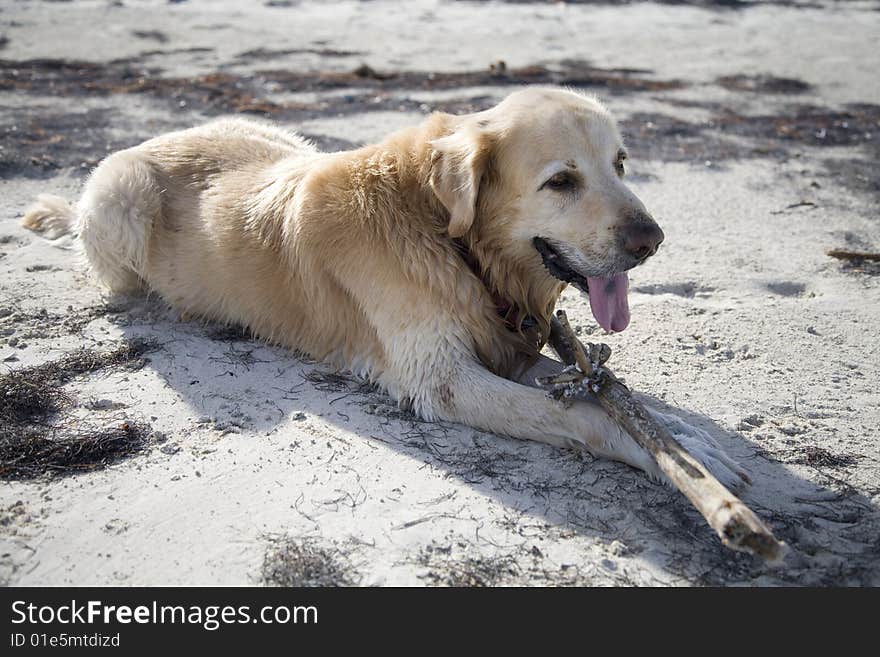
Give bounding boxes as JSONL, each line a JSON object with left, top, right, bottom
{"left": 1, "top": 0, "right": 879, "bottom": 586}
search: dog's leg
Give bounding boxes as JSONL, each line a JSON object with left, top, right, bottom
{"left": 434, "top": 355, "right": 667, "bottom": 476}
{"left": 373, "top": 323, "right": 661, "bottom": 477}
{"left": 356, "top": 290, "right": 649, "bottom": 473}
{"left": 516, "top": 353, "right": 747, "bottom": 488}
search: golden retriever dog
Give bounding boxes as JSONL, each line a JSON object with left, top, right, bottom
{"left": 23, "top": 87, "right": 747, "bottom": 488}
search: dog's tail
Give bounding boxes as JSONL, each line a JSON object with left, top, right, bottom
{"left": 22, "top": 194, "right": 77, "bottom": 240}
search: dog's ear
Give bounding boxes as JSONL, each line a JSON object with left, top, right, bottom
{"left": 429, "top": 125, "right": 493, "bottom": 238}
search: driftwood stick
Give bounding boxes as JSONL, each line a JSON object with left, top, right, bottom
{"left": 826, "top": 249, "right": 880, "bottom": 263}
{"left": 545, "top": 310, "right": 786, "bottom": 563}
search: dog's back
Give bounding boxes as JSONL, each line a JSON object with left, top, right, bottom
{"left": 23, "top": 117, "right": 325, "bottom": 334}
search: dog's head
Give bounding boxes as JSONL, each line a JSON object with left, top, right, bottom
{"left": 429, "top": 87, "right": 663, "bottom": 333}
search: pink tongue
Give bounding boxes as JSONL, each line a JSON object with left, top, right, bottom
{"left": 586, "top": 273, "right": 630, "bottom": 332}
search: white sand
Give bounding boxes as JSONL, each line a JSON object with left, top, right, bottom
{"left": 1, "top": 0, "right": 878, "bottom": 586}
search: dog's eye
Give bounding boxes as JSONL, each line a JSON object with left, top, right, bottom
{"left": 541, "top": 172, "right": 577, "bottom": 192}
{"left": 614, "top": 154, "right": 626, "bottom": 177}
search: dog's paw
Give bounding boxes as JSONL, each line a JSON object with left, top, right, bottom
{"left": 647, "top": 408, "right": 750, "bottom": 491}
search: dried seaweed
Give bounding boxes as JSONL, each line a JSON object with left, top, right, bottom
{"left": 0, "top": 57, "right": 685, "bottom": 121}
{"left": 717, "top": 74, "right": 811, "bottom": 94}
{"left": 0, "top": 421, "right": 149, "bottom": 480}
{"left": 261, "top": 536, "right": 358, "bottom": 587}
{"left": 0, "top": 339, "right": 157, "bottom": 480}
{"left": 420, "top": 551, "right": 520, "bottom": 587}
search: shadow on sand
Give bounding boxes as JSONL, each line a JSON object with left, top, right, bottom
{"left": 101, "top": 295, "right": 880, "bottom": 586}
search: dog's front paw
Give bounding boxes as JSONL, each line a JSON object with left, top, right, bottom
{"left": 647, "top": 408, "right": 750, "bottom": 491}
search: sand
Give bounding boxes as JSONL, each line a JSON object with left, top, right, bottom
{"left": 1, "top": 0, "right": 878, "bottom": 586}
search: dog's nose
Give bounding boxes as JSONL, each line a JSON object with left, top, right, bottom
{"left": 620, "top": 217, "right": 664, "bottom": 262}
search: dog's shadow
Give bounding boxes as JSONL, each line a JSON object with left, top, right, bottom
{"left": 111, "top": 298, "right": 879, "bottom": 586}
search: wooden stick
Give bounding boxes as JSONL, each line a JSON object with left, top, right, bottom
{"left": 545, "top": 310, "right": 787, "bottom": 563}
{"left": 827, "top": 249, "right": 880, "bottom": 263}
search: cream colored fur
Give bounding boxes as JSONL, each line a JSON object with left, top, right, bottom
{"left": 22, "top": 87, "right": 747, "bottom": 488}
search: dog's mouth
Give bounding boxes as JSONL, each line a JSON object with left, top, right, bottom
{"left": 532, "top": 236, "right": 631, "bottom": 333}
{"left": 532, "top": 237, "right": 591, "bottom": 293}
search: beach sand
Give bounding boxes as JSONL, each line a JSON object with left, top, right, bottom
{"left": 1, "top": 0, "right": 878, "bottom": 586}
